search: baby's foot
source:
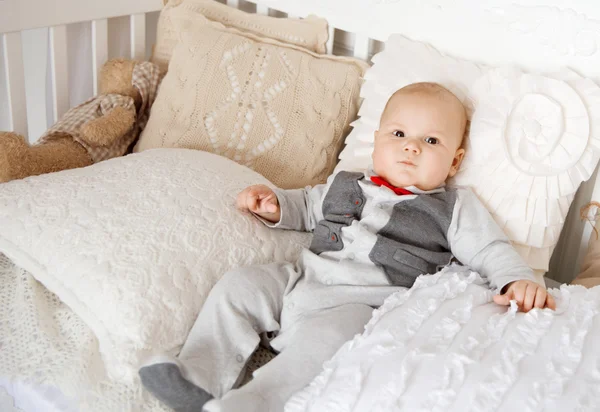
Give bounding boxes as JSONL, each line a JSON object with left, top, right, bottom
{"left": 139, "top": 360, "right": 213, "bottom": 412}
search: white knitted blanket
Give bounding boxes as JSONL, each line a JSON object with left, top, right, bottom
{"left": 0, "top": 253, "right": 168, "bottom": 412}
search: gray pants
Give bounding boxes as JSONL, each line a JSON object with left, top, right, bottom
{"left": 175, "top": 261, "right": 399, "bottom": 412}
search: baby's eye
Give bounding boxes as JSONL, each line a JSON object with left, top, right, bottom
{"left": 425, "top": 137, "right": 438, "bottom": 145}
{"left": 393, "top": 130, "right": 405, "bottom": 138}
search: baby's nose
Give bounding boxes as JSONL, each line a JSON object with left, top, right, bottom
{"left": 403, "top": 142, "right": 420, "bottom": 154}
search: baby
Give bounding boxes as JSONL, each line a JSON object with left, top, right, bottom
{"left": 139, "top": 82, "right": 555, "bottom": 412}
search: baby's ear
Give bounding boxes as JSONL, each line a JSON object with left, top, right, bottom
{"left": 448, "top": 148, "right": 465, "bottom": 177}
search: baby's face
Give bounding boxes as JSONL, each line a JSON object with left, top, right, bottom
{"left": 372, "top": 89, "right": 466, "bottom": 191}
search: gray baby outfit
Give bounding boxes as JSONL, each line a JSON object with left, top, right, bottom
{"left": 139, "top": 169, "right": 538, "bottom": 412}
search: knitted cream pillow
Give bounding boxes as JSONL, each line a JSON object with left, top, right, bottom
{"left": 152, "top": 0, "right": 329, "bottom": 73}
{"left": 136, "top": 17, "right": 367, "bottom": 189}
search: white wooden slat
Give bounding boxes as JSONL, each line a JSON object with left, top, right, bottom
{"left": 353, "top": 34, "right": 370, "bottom": 61}
{"left": 49, "top": 25, "right": 69, "bottom": 123}
{"left": 256, "top": 4, "right": 269, "bottom": 15}
{"left": 227, "top": 0, "right": 240, "bottom": 9}
{"left": 2, "top": 33, "right": 28, "bottom": 136}
{"left": 130, "top": 14, "right": 146, "bottom": 61}
{"left": 0, "top": 0, "right": 162, "bottom": 34}
{"left": 327, "top": 26, "right": 335, "bottom": 55}
{"left": 92, "top": 19, "right": 108, "bottom": 95}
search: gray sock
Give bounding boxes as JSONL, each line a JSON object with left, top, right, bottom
{"left": 139, "top": 362, "right": 213, "bottom": 412}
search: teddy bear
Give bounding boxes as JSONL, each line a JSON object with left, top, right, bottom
{"left": 0, "top": 58, "right": 161, "bottom": 183}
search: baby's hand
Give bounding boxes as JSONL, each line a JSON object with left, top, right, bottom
{"left": 236, "top": 184, "right": 281, "bottom": 223}
{"left": 493, "top": 280, "right": 556, "bottom": 312}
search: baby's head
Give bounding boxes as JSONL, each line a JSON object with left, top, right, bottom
{"left": 372, "top": 82, "right": 467, "bottom": 191}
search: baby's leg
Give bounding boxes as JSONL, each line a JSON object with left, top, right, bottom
{"left": 203, "top": 303, "right": 374, "bottom": 412}
{"left": 140, "top": 262, "right": 296, "bottom": 411}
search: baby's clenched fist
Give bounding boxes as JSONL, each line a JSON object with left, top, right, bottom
{"left": 236, "top": 184, "right": 281, "bottom": 223}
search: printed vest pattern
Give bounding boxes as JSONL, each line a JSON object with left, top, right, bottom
{"left": 309, "top": 171, "right": 456, "bottom": 288}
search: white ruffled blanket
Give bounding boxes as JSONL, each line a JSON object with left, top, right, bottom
{"left": 286, "top": 267, "right": 600, "bottom": 412}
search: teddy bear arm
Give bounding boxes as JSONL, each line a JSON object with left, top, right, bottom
{"left": 0, "top": 132, "right": 91, "bottom": 183}
{"left": 79, "top": 106, "right": 136, "bottom": 147}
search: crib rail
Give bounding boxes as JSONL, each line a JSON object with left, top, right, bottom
{"left": 0, "top": 0, "right": 162, "bottom": 138}
{"left": 241, "top": 0, "right": 377, "bottom": 59}
{"left": 0, "top": 0, "right": 162, "bottom": 33}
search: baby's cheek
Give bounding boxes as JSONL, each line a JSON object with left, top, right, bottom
{"left": 372, "top": 148, "right": 390, "bottom": 170}
{"left": 428, "top": 155, "right": 453, "bottom": 182}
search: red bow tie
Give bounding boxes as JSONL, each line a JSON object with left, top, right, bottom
{"left": 370, "top": 176, "right": 414, "bottom": 196}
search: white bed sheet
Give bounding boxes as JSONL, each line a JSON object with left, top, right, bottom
{"left": 0, "top": 378, "right": 78, "bottom": 412}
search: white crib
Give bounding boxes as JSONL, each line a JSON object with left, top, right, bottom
{"left": 3, "top": 0, "right": 600, "bottom": 410}
{"left": 3, "top": 0, "right": 600, "bottom": 286}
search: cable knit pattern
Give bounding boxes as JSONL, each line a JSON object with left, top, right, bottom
{"left": 152, "top": 0, "right": 328, "bottom": 73}
{"left": 152, "top": 0, "right": 328, "bottom": 72}
{"left": 0, "top": 149, "right": 311, "bottom": 383}
{"left": 137, "top": 17, "right": 367, "bottom": 189}
{"left": 285, "top": 266, "right": 600, "bottom": 412}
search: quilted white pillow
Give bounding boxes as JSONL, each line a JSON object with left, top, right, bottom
{"left": 0, "top": 149, "right": 311, "bottom": 383}
{"left": 337, "top": 34, "right": 600, "bottom": 272}
{"left": 286, "top": 267, "right": 600, "bottom": 412}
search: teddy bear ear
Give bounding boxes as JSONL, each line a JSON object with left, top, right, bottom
{"left": 99, "top": 59, "right": 137, "bottom": 97}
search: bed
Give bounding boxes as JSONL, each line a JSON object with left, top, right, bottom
{"left": 1, "top": 0, "right": 600, "bottom": 410}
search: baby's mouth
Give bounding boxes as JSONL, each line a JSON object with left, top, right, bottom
{"left": 399, "top": 160, "right": 415, "bottom": 166}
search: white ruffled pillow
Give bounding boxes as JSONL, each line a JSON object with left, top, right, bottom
{"left": 0, "top": 149, "right": 310, "bottom": 383}
{"left": 454, "top": 67, "right": 600, "bottom": 270}
{"left": 336, "top": 34, "right": 600, "bottom": 272}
